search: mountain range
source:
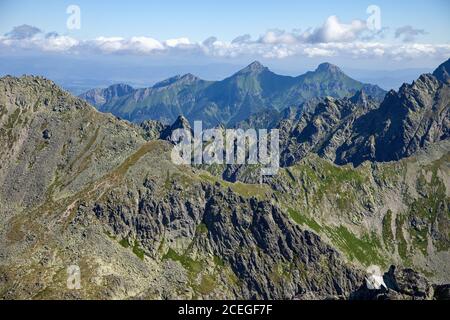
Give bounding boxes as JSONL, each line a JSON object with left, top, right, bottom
{"left": 0, "top": 59, "right": 448, "bottom": 300}
{"left": 80, "top": 61, "right": 386, "bottom": 127}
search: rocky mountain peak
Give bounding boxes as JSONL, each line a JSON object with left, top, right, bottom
{"left": 350, "top": 90, "right": 369, "bottom": 105}
{"left": 432, "top": 58, "right": 450, "bottom": 84}
{"left": 78, "top": 82, "right": 134, "bottom": 107}
{"left": 153, "top": 73, "right": 200, "bottom": 89}
{"left": 315, "top": 62, "right": 342, "bottom": 74}
{"left": 152, "top": 75, "right": 182, "bottom": 88}
{"left": 237, "top": 61, "right": 267, "bottom": 74}
{"left": 106, "top": 83, "right": 134, "bottom": 95}
{"left": 180, "top": 73, "right": 199, "bottom": 81}
{"left": 172, "top": 115, "right": 191, "bottom": 129}
{"left": 161, "top": 115, "right": 192, "bottom": 140}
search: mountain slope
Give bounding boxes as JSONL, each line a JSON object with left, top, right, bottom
{"left": 80, "top": 61, "right": 386, "bottom": 127}
{"left": 80, "top": 74, "right": 213, "bottom": 124}
{"left": 81, "top": 83, "right": 134, "bottom": 108}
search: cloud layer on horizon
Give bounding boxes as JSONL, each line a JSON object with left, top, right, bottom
{"left": 395, "top": 25, "right": 428, "bottom": 43}
{"left": 1, "top": 17, "right": 449, "bottom": 62}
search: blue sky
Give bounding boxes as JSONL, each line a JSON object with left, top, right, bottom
{"left": 0, "top": 0, "right": 449, "bottom": 90}
{"left": 1, "top": 0, "right": 449, "bottom": 42}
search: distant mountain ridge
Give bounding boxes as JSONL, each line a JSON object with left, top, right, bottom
{"left": 81, "top": 83, "right": 134, "bottom": 107}
{"left": 193, "top": 58, "right": 450, "bottom": 182}
{"left": 80, "top": 61, "right": 386, "bottom": 127}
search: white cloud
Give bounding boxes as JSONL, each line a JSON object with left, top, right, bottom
{"left": 254, "top": 16, "right": 369, "bottom": 45}
{"left": 259, "top": 29, "right": 299, "bottom": 45}
{"left": 82, "top": 36, "right": 165, "bottom": 54}
{"left": 92, "top": 37, "right": 126, "bottom": 53}
{"left": 40, "top": 34, "right": 79, "bottom": 52}
{"left": 128, "top": 36, "right": 165, "bottom": 53}
{"left": 0, "top": 29, "right": 79, "bottom": 52}
{"left": 165, "top": 37, "right": 191, "bottom": 48}
{"left": 1, "top": 19, "right": 449, "bottom": 63}
{"left": 395, "top": 26, "right": 427, "bottom": 42}
{"left": 231, "top": 34, "right": 252, "bottom": 44}
{"left": 308, "top": 16, "right": 367, "bottom": 43}
{"left": 303, "top": 47, "right": 335, "bottom": 58}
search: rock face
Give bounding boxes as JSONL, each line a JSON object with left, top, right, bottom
{"left": 433, "top": 284, "right": 450, "bottom": 300}
{"left": 93, "top": 182, "right": 364, "bottom": 299}
{"left": 160, "top": 115, "right": 192, "bottom": 140}
{"left": 351, "top": 265, "right": 434, "bottom": 300}
{"left": 433, "top": 58, "right": 450, "bottom": 84}
{"left": 383, "top": 266, "right": 433, "bottom": 298}
{"left": 140, "top": 119, "right": 168, "bottom": 140}
{"left": 280, "top": 91, "right": 379, "bottom": 166}
{"left": 79, "top": 61, "right": 385, "bottom": 127}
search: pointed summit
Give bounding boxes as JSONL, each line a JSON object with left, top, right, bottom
{"left": 237, "top": 61, "right": 267, "bottom": 74}
{"left": 106, "top": 83, "right": 134, "bottom": 96}
{"left": 180, "top": 73, "right": 200, "bottom": 82}
{"left": 433, "top": 58, "right": 450, "bottom": 84}
{"left": 160, "top": 115, "right": 192, "bottom": 140}
{"left": 153, "top": 73, "right": 200, "bottom": 89}
{"left": 170, "top": 115, "right": 191, "bottom": 131}
{"left": 315, "top": 62, "right": 342, "bottom": 74}
{"left": 350, "top": 90, "right": 369, "bottom": 105}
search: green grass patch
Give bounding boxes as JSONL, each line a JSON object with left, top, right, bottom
{"left": 199, "top": 172, "right": 269, "bottom": 198}
{"left": 162, "top": 248, "right": 204, "bottom": 275}
{"left": 35, "top": 141, "right": 49, "bottom": 153}
{"left": 286, "top": 158, "right": 369, "bottom": 212}
{"left": 395, "top": 214, "right": 408, "bottom": 261}
{"left": 119, "top": 238, "right": 145, "bottom": 260}
{"left": 213, "top": 255, "right": 225, "bottom": 267}
{"left": 196, "top": 223, "right": 208, "bottom": 235}
{"left": 382, "top": 210, "right": 394, "bottom": 251}
{"left": 287, "top": 208, "right": 322, "bottom": 233}
{"left": 5, "top": 108, "right": 21, "bottom": 129}
{"left": 195, "top": 275, "right": 216, "bottom": 295}
{"left": 119, "top": 238, "right": 130, "bottom": 248}
{"left": 325, "top": 225, "right": 386, "bottom": 267}
{"left": 132, "top": 242, "right": 145, "bottom": 260}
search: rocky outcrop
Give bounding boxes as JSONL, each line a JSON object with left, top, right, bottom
{"left": 280, "top": 91, "right": 378, "bottom": 166}
{"left": 433, "top": 284, "right": 450, "bottom": 300}
{"left": 140, "top": 119, "right": 168, "bottom": 140}
{"left": 433, "top": 59, "right": 450, "bottom": 84}
{"left": 160, "top": 115, "right": 192, "bottom": 140}
{"left": 351, "top": 265, "right": 436, "bottom": 300}
{"left": 334, "top": 71, "right": 449, "bottom": 166}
